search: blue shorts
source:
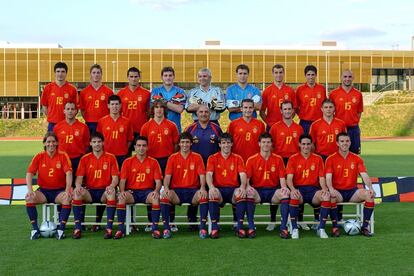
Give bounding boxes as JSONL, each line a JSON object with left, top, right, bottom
{"left": 347, "top": 125, "right": 361, "bottom": 154}
{"left": 38, "top": 188, "right": 64, "bottom": 203}
{"left": 257, "top": 188, "right": 277, "bottom": 203}
{"left": 116, "top": 155, "right": 129, "bottom": 169}
{"left": 174, "top": 188, "right": 198, "bottom": 204}
{"left": 338, "top": 187, "right": 358, "bottom": 202}
{"left": 47, "top": 122, "right": 56, "bottom": 132}
{"left": 218, "top": 187, "right": 236, "bottom": 206}
{"left": 156, "top": 157, "right": 168, "bottom": 175}
{"left": 88, "top": 189, "right": 105, "bottom": 203}
{"left": 298, "top": 186, "right": 320, "bottom": 205}
{"left": 299, "top": 119, "right": 313, "bottom": 135}
{"left": 131, "top": 189, "right": 153, "bottom": 204}
{"left": 86, "top": 122, "right": 98, "bottom": 135}
{"left": 70, "top": 156, "right": 81, "bottom": 177}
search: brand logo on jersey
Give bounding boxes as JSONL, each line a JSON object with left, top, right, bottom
{"left": 164, "top": 128, "right": 169, "bottom": 135}
{"left": 88, "top": 96, "right": 92, "bottom": 100}
{"left": 56, "top": 162, "right": 61, "bottom": 169}
{"left": 247, "top": 93, "right": 252, "bottom": 98}
{"left": 106, "top": 127, "right": 111, "bottom": 131}
{"left": 351, "top": 162, "right": 355, "bottom": 169}
{"left": 258, "top": 166, "right": 263, "bottom": 171}
{"left": 304, "top": 94, "right": 309, "bottom": 98}
{"left": 146, "top": 168, "right": 150, "bottom": 174}
{"left": 101, "top": 95, "right": 105, "bottom": 100}
{"left": 271, "top": 165, "right": 276, "bottom": 172}
{"left": 124, "top": 97, "right": 129, "bottom": 101}
{"left": 64, "top": 93, "right": 69, "bottom": 99}
{"left": 322, "top": 130, "right": 326, "bottom": 134}
{"left": 217, "top": 164, "right": 221, "bottom": 168}
{"left": 177, "top": 165, "right": 181, "bottom": 169}
{"left": 119, "top": 127, "right": 124, "bottom": 133}
{"left": 60, "top": 130, "right": 66, "bottom": 135}
{"left": 89, "top": 165, "right": 93, "bottom": 169}
{"left": 281, "top": 132, "right": 285, "bottom": 136}
{"left": 272, "top": 95, "right": 276, "bottom": 99}
{"left": 74, "top": 130, "right": 80, "bottom": 136}
{"left": 103, "top": 163, "right": 108, "bottom": 170}
{"left": 339, "top": 98, "right": 344, "bottom": 101}
{"left": 51, "top": 93, "right": 56, "bottom": 96}
{"left": 298, "top": 165, "right": 302, "bottom": 169}
{"left": 138, "top": 96, "right": 142, "bottom": 102}
{"left": 337, "top": 165, "right": 341, "bottom": 169}
{"left": 239, "top": 128, "right": 244, "bottom": 132}
{"left": 310, "top": 164, "right": 315, "bottom": 171}
{"left": 190, "top": 163, "right": 195, "bottom": 170}
{"left": 42, "top": 163, "right": 46, "bottom": 168}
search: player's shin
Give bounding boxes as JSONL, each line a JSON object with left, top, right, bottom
{"left": 72, "top": 200, "right": 83, "bottom": 230}
{"left": 279, "top": 198, "right": 289, "bottom": 231}
{"left": 208, "top": 198, "right": 220, "bottom": 230}
{"left": 318, "top": 201, "right": 331, "bottom": 229}
{"left": 26, "top": 203, "right": 39, "bottom": 230}
{"left": 289, "top": 199, "right": 300, "bottom": 230}
{"left": 199, "top": 198, "right": 209, "bottom": 230}
{"left": 116, "top": 204, "right": 126, "bottom": 233}
{"left": 151, "top": 204, "right": 161, "bottom": 231}
{"left": 362, "top": 201, "right": 375, "bottom": 229}
{"left": 106, "top": 200, "right": 117, "bottom": 230}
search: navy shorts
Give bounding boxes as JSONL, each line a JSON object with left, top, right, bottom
{"left": 156, "top": 157, "right": 168, "bottom": 175}
{"left": 116, "top": 154, "right": 129, "bottom": 169}
{"left": 88, "top": 189, "right": 105, "bottom": 203}
{"left": 47, "top": 122, "right": 56, "bottom": 132}
{"left": 218, "top": 187, "right": 236, "bottom": 206}
{"left": 86, "top": 122, "right": 98, "bottom": 135}
{"left": 299, "top": 119, "right": 313, "bottom": 135}
{"left": 174, "top": 188, "right": 198, "bottom": 204}
{"left": 131, "top": 189, "right": 153, "bottom": 204}
{"left": 338, "top": 187, "right": 358, "bottom": 202}
{"left": 38, "top": 188, "right": 64, "bottom": 203}
{"left": 298, "top": 186, "right": 320, "bottom": 204}
{"left": 347, "top": 125, "right": 361, "bottom": 154}
{"left": 257, "top": 188, "right": 277, "bottom": 203}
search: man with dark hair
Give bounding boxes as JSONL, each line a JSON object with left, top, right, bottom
{"left": 40, "top": 62, "right": 78, "bottom": 131}
{"left": 226, "top": 64, "right": 261, "bottom": 121}
{"left": 79, "top": 64, "right": 114, "bottom": 135}
{"left": 151, "top": 66, "right": 186, "bottom": 132}
{"left": 295, "top": 65, "right": 327, "bottom": 134}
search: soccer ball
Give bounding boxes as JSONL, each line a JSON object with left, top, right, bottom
{"left": 39, "top": 221, "right": 57, "bottom": 238}
{"left": 343, "top": 219, "right": 362, "bottom": 236}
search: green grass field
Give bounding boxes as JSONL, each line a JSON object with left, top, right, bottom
{"left": 0, "top": 140, "right": 413, "bottom": 275}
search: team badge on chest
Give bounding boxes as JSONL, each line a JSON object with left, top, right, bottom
{"left": 190, "top": 163, "right": 195, "bottom": 170}
{"left": 103, "top": 162, "right": 108, "bottom": 170}
{"left": 56, "top": 162, "right": 61, "bottom": 169}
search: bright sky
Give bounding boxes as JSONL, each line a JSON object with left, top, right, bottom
{"left": 1, "top": 0, "right": 413, "bottom": 50}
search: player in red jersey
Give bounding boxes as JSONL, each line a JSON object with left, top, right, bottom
{"left": 245, "top": 133, "right": 290, "bottom": 239}
{"left": 25, "top": 132, "right": 72, "bottom": 240}
{"left": 286, "top": 134, "right": 331, "bottom": 239}
{"left": 269, "top": 100, "right": 304, "bottom": 164}
{"left": 97, "top": 94, "right": 134, "bottom": 168}
{"left": 71, "top": 132, "right": 119, "bottom": 239}
{"left": 309, "top": 99, "right": 347, "bottom": 160}
{"left": 40, "top": 62, "right": 78, "bottom": 131}
{"left": 206, "top": 133, "right": 247, "bottom": 238}
{"left": 260, "top": 64, "right": 296, "bottom": 128}
{"left": 114, "top": 136, "right": 163, "bottom": 239}
{"left": 160, "top": 132, "right": 208, "bottom": 239}
{"left": 228, "top": 99, "right": 266, "bottom": 162}
{"left": 325, "top": 132, "right": 375, "bottom": 237}
{"left": 117, "top": 67, "right": 151, "bottom": 147}
{"left": 295, "top": 65, "right": 327, "bottom": 134}
{"left": 54, "top": 102, "right": 90, "bottom": 182}
{"left": 329, "top": 70, "right": 363, "bottom": 154}
{"left": 79, "top": 64, "right": 114, "bottom": 134}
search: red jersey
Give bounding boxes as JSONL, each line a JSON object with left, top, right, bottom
{"left": 120, "top": 156, "right": 162, "bottom": 190}
{"left": 27, "top": 151, "right": 72, "bottom": 189}
{"left": 97, "top": 115, "right": 134, "bottom": 156}
{"left": 309, "top": 118, "right": 347, "bottom": 157}
{"left": 329, "top": 86, "right": 363, "bottom": 127}
{"left": 325, "top": 152, "right": 367, "bottom": 190}
{"left": 286, "top": 153, "right": 324, "bottom": 187}
{"left": 206, "top": 152, "right": 246, "bottom": 188}
{"left": 246, "top": 153, "right": 285, "bottom": 188}
{"left": 165, "top": 152, "right": 205, "bottom": 189}
{"left": 269, "top": 120, "right": 303, "bottom": 158}
{"left": 40, "top": 82, "right": 78, "bottom": 123}
{"left": 140, "top": 118, "right": 179, "bottom": 158}
{"left": 261, "top": 83, "right": 296, "bottom": 127}
{"left": 79, "top": 84, "right": 113, "bottom": 123}
{"left": 76, "top": 152, "right": 119, "bottom": 189}
{"left": 53, "top": 119, "right": 90, "bottom": 158}
{"left": 227, "top": 117, "right": 266, "bottom": 162}
{"left": 117, "top": 86, "right": 151, "bottom": 133}
{"left": 295, "top": 83, "right": 326, "bottom": 121}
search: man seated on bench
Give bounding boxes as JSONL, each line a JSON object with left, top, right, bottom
{"left": 72, "top": 132, "right": 119, "bottom": 239}
{"left": 245, "top": 132, "right": 290, "bottom": 239}
{"left": 114, "top": 136, "right": 163, "bottom": 239}
{"left": 160, "top": 132, "right": 208, "bottom": 239}
{"left": 325, "top": 132, "right": 375, "bottom": 237}
{"left": 206, "top": 133, "right": 247, "bottom": 239}
{"left": 286, "top": 134, "right": 331, "bottom": 239}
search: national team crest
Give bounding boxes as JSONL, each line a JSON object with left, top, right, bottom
{"left": 351, "top": 163, "right": 355, "bottom": 169}
{"left": 164, "top": 129, "right": 169, "bottom": 135}
{"left": 352, "top": 97, "right": 357, "bottom": 103}
{"left": 100, "top": 95, "right": 106, "bottom": 100}
{"left": 317, "top": 93, "right": 321, "bottom": 99}
{"left": 103, "top": 163, "right": 108, "bottom": 170}
{"left": 230, "top": 164, "right": 235, "bottom": 171}
{"left": 284, "top": 94, "right": 289, "bottom": 100}
{"left": 190, "top": 163, "right": 195, "bottom": 170}
{"left": 146, "top": 168, "right": 150, "bottom": 174}
{"left": 210, "top": 134, "right": 216, "bottom": 143}
{"left": 271, "top": 165, "right": 276, "bottom": 172}
{"left": 138, "top": 96, "right": 142, "bottom": 101}
{"left": 310, "top": 164, "right": 315, "bottom": 171}
{"left": 247, "top": 93, "right": 252, "bottom": 98}
{"left": 119, "top": 127, "right": 124, "bottom": 133}
{"left": 253, "top": 127, "right": 258, "bottom": 133}
{"left": 335, "top": 129, "right": 339, "bottom": 134}
{"left": 193, "top": 136, "right": 199, "bottom": 144}
{"left": 74, "top": 130, "right": 80, "bottom": 136}
{"left": 293, "top": 132, "right": 297, "bottom": 138}
{"left": 56, "top": 162, "right": 61, "bottom": 169}
{"left": 64, "top": 93, "right": 69, "bottom": 99}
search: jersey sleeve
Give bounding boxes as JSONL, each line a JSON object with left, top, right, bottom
{"left": 61, "top": 152, "right": 73, "bottom": 173}
{"left": 285, "top": 157, "right": 295, "bottom": 175}
{"left": 206, "top": 155, "right": 216, "bottom": 173}
{"left": 110, "top": 155, "right": 120, "bottom": 176}
{"left": 164, "top": 156, "right": 174, "bottom": 176}
{"left": 357, "top": 156, "right": 367, "bottom": 173}
{"left": 153, "top": 159, "right": 163, "bottom": 180}
{"left": 172, "top": 123, "right": 179, "bottom": 144}
{"left": 40, "top": 86, "right": 50, "bottom": 106}
{"left": 236, "top": 155, "right": 246, "bottom": 173}
{"left": 277, "top": 156, "right": 286, "bottom": 178}
{"left": 196, "top": 155, "right": 206, "bottom": 174}
{"left": 27, "top": 154, "right": 40, "bottom": 174}
{"left": 261, "top": 89, "right": 268, "bottom": 111}
{"left": 245, "top": 158, "right": 254, "bottom": 179}
{"left": 126, "top": 120, "right": 134, "bottom": 141}
{"left": 82, "top": 126, "right": 90, "bottom": 151}
{"left": 325, "top": 156, "right": 334, "bottom": 174}
{"left": 76, "top": 157, "right": 86, "bottom": 177}
{"left": 317, "top": 156, "right": 325, "bottom": 177}
{"left": 120, "top": 159, "right": 130, "bottom": 180}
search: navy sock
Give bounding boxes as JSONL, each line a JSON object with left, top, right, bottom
{"left": 298, "top": 204, "right": 305, "bottom": 221}
{"left": 279, "top": 198, "right": 289, "bottom": 231}
{"left": 72, "top": 200, "right": 83, "bottom": 230}
{"left": 147, "top": 205, "right": 152, "bottom": 223}
{"left": 26, "top": 203, "right": 39, "bottom": 231}
{"left": 170, "top": 205, "right": 176, "bottom": 222}
{"left": 338, "top": 205, "right": 344, "bottom": 221}
{"left": 187, "top": 205, "right": 198, "bottom": 222}
{"left": 232, "top": 205, "right": 237, "bottom": 222}
{"left": 96, "top": 205, "right": 106, "bottom": 223}
{"left": 59, "top": 204, "right": 71, "bottom": 231}
{"left": 289, "top": 199, "right": 300, "bottom": 230}
{"left": 81, "top": 205, "right": 86, "bottom": 224}
{"left": 199, "top": 199, "right": 209, "bottom": 230}
{"left": 313, "top": 206, "right": 320, "bottom": 221}
{"left": 106, "top": 200, "right": 116, "bottom": 230}
{"left": 236, "top": 200, "right": 246, "bottom": 231}
{"left": 246, "top": 199, "right": 256, "bottom": 230}
{"left": 208, "top": 199, "right": 220, "bottom": 230}
{"left": 151, "top": 204, "right": 161, "bottom": 231}
{"left": 318, "top": 201, "right": 331, "bottom": 229}
{"left": 330, "top": 202, "right": 339, "bottom": 228}
{"left": 363, "top": 201, "right": 375, "bottom": 229}
{"left": 116, "top": 204, "right": 126, "bottom": 233}
{"left": 270, "top": 204, "right": 278, "bottom": 222}
{"left": 160, "top": 199, "right": 171, "bottom": 230}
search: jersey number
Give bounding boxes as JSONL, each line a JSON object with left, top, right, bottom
{"left": 345, "top": 102, "right": 351, "bottom": 110}
{"left": 302, "top": 169, "right": 309, "bottom": 178}
{"left": 128, "top": 101, "right": 137, "bottom": 110}
{"left": 135, "top": 173, "right": 146, "bottom": 182}
{"left": 48, "top": 168, "right": 54, "bottom": 177}
{"left": 245, "top": 132, "right": 251, "bottom": 141}
{"left": 112, "top": 131, "right": 118, "bottom": 139}
{"left": 94, "top": 170, "right": 102, "bottom": 179}
{"left": 327, "top": 134, "right": 334, "bottom": 143}
{"left": 310, "top": 98, "right": 316, "bottom": 107}
{"left": 285, "top": 136, "right": 293, "bottom": 144}
{"left": 56, "top": 97, "right": 63, "bottom": 105}
{"left": 263, "top": 171, "right": 270, "bottom": 180}
{"left": 65, "top": 135, "right": 74, "bottom": 144}
{"left": 94, "top": 100, "right": 100, "bottom": 108}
